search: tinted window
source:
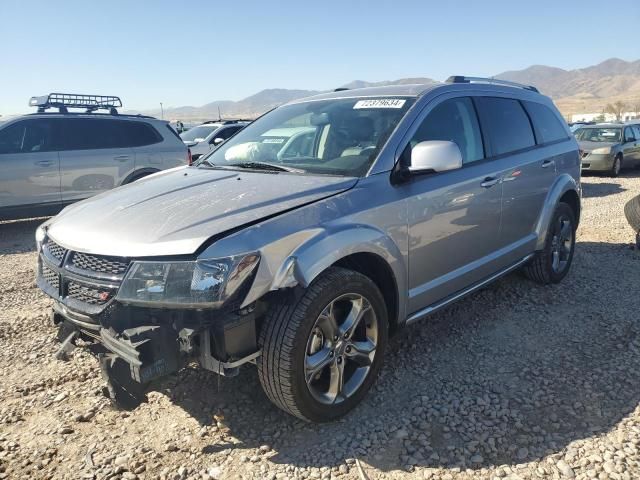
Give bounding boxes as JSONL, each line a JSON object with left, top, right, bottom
{"left": 523, "top": 101, "right": 568, "bottom": 144}
{"left": 624, "top": 127, "right": 635, "bottom": 142}
{"left": 475, "top": 97, "right": 535, "bottom": 156}
{"left": 0, "top": 119, "right": 54, "bottom": 154}
{"left": 60, "top": 119, "right": 160, "bottom": 150}
{"left": 211, "top": 126, "right": 241, "bottom": 143}
{"left": 633, "top": 126, "right": 640, "bottom": 140}
{"left": 124, "top": 121, "right": 162, "bottom": 147}
{"left": 410, "top": 97, "right": 484, "bottom": 164}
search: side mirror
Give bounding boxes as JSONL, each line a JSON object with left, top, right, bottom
{"left": 626, "top": 136, "right": 636, "bottom": 143}
{"left": 212, "top": 137, "right": 225, "bottom": 146}
{"left": 409, "top": 140, "right": 463, "bottom": 174}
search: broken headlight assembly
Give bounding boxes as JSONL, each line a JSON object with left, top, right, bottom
{"left": 115, "top": 253, "right": 260, "bottom": 308}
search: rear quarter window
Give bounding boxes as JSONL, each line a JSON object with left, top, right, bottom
{"left": 474, "top": 97, "right": 536, "bottom": 157}
{"left": 523, "top": 101, "right": 569, "bottom": 144}
{"left": 122, "top": 121, "right": 163, "bottom": 147}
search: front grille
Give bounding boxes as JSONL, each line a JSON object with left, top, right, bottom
{"left": 67, "top": 281, "right": 113, "bottom": 305}
{"left": 71, "top": 252, "right": 130, "bottom": 276}
{"left": 45, "top": 240, "right": 67, "bottom": 262}
{"left": 42, "top": 263, "right": 59, "bottom": 290}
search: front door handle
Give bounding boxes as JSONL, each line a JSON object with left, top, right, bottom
{"left": 480, "top": 177, "right": 500, "bottom": 188}
{"left": 114, "top": 155, "right": 130, "bottom": 162}
{"left": 35, "top": 160, "right": 54, "bottom": 167}
{"left": 542, "top": 159, "right": 555, "bottom": 168}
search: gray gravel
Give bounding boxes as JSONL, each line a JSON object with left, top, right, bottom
{"left": 1, "top": 172, "right": 640, "bottom": 480}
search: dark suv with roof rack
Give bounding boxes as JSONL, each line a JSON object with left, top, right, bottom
{"left": 37, "top": 78, "right": 580, "bottom": 422}
{"left": 0, "top": 93, "right": 189, "bottom": 220}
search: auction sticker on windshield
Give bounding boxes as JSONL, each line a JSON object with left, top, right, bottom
{"left": 353, "top": 99, "right": 406, "bottom": 109}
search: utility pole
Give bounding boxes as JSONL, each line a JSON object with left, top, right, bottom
{"left": 160, "top": 102, "right": 164, "bottom": 119}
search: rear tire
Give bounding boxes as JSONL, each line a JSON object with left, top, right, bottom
{"left": 609, "top": 154, "right": 622, "bottom": 177}
{"left": 257, "top": 267, "right": 388, "bottom": 422}
{"left": 524, "top": 202, "right": 576, "bottom": 285}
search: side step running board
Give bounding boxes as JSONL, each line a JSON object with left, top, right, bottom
{"left": 406, "top": 254, "right": 533, "bottom": 325}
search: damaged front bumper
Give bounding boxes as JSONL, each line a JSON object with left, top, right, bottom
{"left": 38, "top": 237, "right": 262, "bottom": 407}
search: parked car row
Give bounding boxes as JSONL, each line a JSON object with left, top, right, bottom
{"left": 0, "top": 94, "right": 189, "bottom": 220}
{"left": 34, "top": 78, "right": 581, "bottom": 422}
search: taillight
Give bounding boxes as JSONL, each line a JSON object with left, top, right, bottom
{"left": 187, "top": 148, "right": 193, "bottom": 166}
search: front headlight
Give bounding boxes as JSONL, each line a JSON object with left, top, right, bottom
{"left": 35, "top": 224, "right": 47, "bottom": 252}
{"left": 591, "top": 147, "right": 612, "bottom": 154}
{"left": 116, "top": 253, "right": 260, "bottom": 308}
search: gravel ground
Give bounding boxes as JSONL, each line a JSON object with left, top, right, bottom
{"left": 1, "top": 172, "right": 639, "bottom": 480}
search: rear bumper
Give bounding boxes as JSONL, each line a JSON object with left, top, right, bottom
{"left": 581, "top": 153, "right": 614, "bottom": 171}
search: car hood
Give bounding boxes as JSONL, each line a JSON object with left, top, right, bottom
{"left": 47, "top": 166, "right": 357, "bottom": 257}
{"left": 578, "top": 140, "right": 617, "bottom": 152}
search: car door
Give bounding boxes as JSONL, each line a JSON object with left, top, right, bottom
{"left": 478, "top": 98, "right": 563, "bottom": 262}
{"left": 0, "top": 118, "right": 61, "bottom": 215}
{"left": 623, "top": 126, "right": 640, "bottom": 165}
{"left": 405, "top": 96, "right": 504, "bottom": 312}
{"left": 58, "top": 118, "right": 135, "bottom": 203}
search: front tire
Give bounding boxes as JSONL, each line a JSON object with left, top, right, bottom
{"left": 610, "top": 154, "right": 622, "bottom": 177}
{"left": 257, "top": 267, "right": 388, "bottom": 422}
{"left": 524, "top": 202, "right": 576, "bottom": 284}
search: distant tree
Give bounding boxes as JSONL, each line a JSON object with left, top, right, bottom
{"left": 594, "top": 113, "right": 606, "bottom": 122}
{"left": 633, "top": 102, "right": 640, "bottom": 119}
{"left": 605, "top": 101, "right": 628, "bottom": 121}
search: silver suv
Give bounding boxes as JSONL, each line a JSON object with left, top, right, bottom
{"left": 36, "top": 78, "right": 581, "bottom": 422}
{"left": 180, "top": 120, "right": 250, "bottom": 161}
{"left": 0, "top": 93, "right": 188, "bottom": 220}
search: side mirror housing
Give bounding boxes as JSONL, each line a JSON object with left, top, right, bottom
{"left": 212, "top": 137, "right": 225, "bottom": 146}
{"left": 409, "top": 140, "right": 463, "bottom": 174}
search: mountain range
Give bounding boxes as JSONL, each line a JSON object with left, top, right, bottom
{"left": 137, "top": 58, "right": 640, "bottom": 121}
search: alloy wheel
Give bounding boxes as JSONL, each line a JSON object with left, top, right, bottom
{"left": 550, "top": 214, "right": 573, "bottom": 273}
{"left": 304, "top": 293, "right": 379, "bottom": 405}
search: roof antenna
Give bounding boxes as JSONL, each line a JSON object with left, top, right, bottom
{"left": 218, "top": 106, "right": 222, "bottom": 121}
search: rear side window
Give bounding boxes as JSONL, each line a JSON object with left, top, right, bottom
{"left": 0, "top": 119, "right": 55, "bottom": 154}
{"left": 524, "top": 101, "right": 569, "bottom": 144}
{"left": 475, "top": 97, "right": 535, "bottom": 156}
{"left": 60, "top": 118, "right": 162, "bottom": 150}
{"left": 410, "top": 97, "right": 484, "bottom": 164}
{"left": 123, "top": 121, "right": 162, "bottom": 147}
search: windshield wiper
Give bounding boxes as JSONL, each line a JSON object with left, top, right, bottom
{"left": 229, "top": 162, "right": 305, "bottom": 173}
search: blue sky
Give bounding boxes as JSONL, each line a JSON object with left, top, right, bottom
{"left": 1, "top": 0, "right": 638, "bottom": 115}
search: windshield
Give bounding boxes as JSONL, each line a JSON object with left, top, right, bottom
{"left": 574, "top": 127, "right": 622, "bottom": 143}
{"left": 180, "top": 125, "right": 218, "bottom": 142}
{"left": 198, "top": 97, "right": 415, "bottom": 176}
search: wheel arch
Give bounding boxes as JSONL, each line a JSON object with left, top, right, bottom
{"left": 534, "top": 174, "right": 581, "bottom": 250}
{"left": 242, "top": 224, "right": 407, "bottom": 329}
{"left": 121, "top": 168, "right": 160, "bottom": 185}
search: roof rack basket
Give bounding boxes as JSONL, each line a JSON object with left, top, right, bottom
{"left": 29, "top": 93, "right": 123, "bottom": 114}
{"left": 446, "top": 76, "right": 539, "bottom": 93}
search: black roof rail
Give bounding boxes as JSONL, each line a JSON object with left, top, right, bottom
{"left": 446, "top": 76, "right": 539, "bottom": 93}
{"left": 29, "top": 93, "right": 123, "bottom": 114}
{"left": 334, "top": 87, "right": 349, "bottom": 92}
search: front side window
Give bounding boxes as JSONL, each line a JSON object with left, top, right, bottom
{"left": 180, "top": 125, "right": 218, "bottom": 142}
{"left": 574, "top": 127, "right": 622, "bottom": 143}
{"left": 624, "top": 127, "right": 635, "bottom": 142}
{"left": 523, "top": 101, "right": 568, "bottom": 144}
{"left": 0, "top": 119, "right": 54, "bottom": 154}
{"left": 199, "top": 97, "right": 415, "bottom": 176}
{"left": 475, "top": 97, "right": 535, "bottom": 156}
{"left": 409, "top": 97, "right": 484, "bottom": 164}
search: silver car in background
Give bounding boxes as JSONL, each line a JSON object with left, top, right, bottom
{"left": 36, "top": 79, "right": 581, "bottom": 422}
{"left": 0, "top": 93, "right": 189, "bottom": 220}
{"left": 180, "top": 120, "right": 249, "bottom": 161}
{"left": 575, "top": 123, "right": 640, "bottom": 176}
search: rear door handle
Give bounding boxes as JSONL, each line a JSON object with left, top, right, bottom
{"left": 35, "top": 160, "right": 54, "bottom": 167}
{"left": 114, "top": 155, "right": 130, "bottom": 162}
{"left": 480, "top": 177, "right": 500, "bottom": 188}
{"left": 542, "top": 159, "right": 555, "bottom": 168}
